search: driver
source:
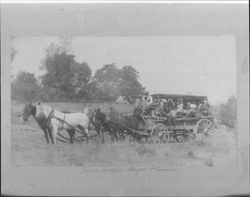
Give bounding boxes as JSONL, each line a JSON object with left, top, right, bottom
{"left": 140, "top": 92, "right": 153, "bottom": 115}
{"left": 142, "top": 91, "right": 153, "bottom": 105}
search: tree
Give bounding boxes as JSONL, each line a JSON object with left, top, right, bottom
{"left": 91, "top": 64, "right": 144, "bottom": 101}
{"left": 40, "top": 45, "right": 92, "bottom": 99}
{"left": 219, "top": 96, "right": 237, "bottom": 128}
{"left": 11, "top": 71, "right": 41, "bottom": 101}
{"left": 69, "top": 61, "right": 92, "bottom": 89}
{"left": 120, "top": 66, "right": 144, "bottom": 97}
{"left": 92, "top": 64, "right": 122, "bottom": 100}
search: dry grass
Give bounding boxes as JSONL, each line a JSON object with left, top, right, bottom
{"left": 11, "top": 102, "right": 237, "bottom": 167}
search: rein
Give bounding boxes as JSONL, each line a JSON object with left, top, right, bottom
{"left": 45, "top": 109, "right": 55, "bottom": 127}
{"left": 108, "top": 119, "right": 150, "bottom": 137}
{"left": 52, "top": 114, "right": 87, "bottom": 136}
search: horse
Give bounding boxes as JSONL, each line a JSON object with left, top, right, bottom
{"left": 107, "top": 107, "right": 143, "bottom": 142}
{"left": 23, "top": 103, "right": 73, "bottom": 144}
{"left": 90, "top": 107, "right": 120, "bottom": 143}
{"left": 23, "top": 103, "right": 52, "bottom": 144}
{"left": 23, "top": 102, "right": 90, "bottom": 144}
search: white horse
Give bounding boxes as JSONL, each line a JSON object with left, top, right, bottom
{"left": 35, "top": 102, "right": 90, "bottom": 144}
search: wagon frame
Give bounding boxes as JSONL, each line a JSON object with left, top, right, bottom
{"left": 137, "top": 93, "right": 217, "bottom": 143}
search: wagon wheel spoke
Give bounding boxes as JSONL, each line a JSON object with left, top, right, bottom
{"left": 151, "top": 123, "right": 167, "bottom": 144}
{"left": 184, "top": 136, "right": 192, "bottom": 142}
{"left": 186, "top": 134, "right": 194, "bottom": 141}
{"left": 176, "top": 135, "right": 185, "bottom": 143}
{"left": 159, "top": 131, "right": 171, "bottom": 144}
{"left": 204, "top": 120, "right": 212, "bottom": 131}
{"left": 176, "top": 132, "right": 193, "bottom": 143}
{"left": 196, "top": 119, "right": 215, "bottom": 137}
{"left": 199, "top": 121, "right": 206, "bottom": 132}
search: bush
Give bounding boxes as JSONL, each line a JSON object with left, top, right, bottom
{"left": 219, "top": 96, "right": 237, "bottom": 128}
{"left": 11, "top": 71, "right": 42, "bottom": 102}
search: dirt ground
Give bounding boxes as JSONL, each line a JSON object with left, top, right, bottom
{"left": 11, "top": 101, "right": 237, "bottom": 167}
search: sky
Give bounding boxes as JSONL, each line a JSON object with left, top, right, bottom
{"left": 11, "top": 36, "right": 236, "bottom": 105}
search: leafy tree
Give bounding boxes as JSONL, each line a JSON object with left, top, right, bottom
{"left": 40, "top": 45, "right": 92, "bottom": 99}
{"left": 92, "top": 64, "right": 121, "bottom": 100}
{"left": 69, "top": 61, "right": 92, "bottom": 90}
{"left": 219, "top": 96, "right": 237, "bottom": 128}
{"left": 41, "top": 52, "right": 74, "bottom": 90}
{"left": 91, "top": 64, "right": 144, "bottom": 101}
{"left": 11, "top": 71, "right": 41, "bottom": 101}
{"left": 120, "top": 66, "right": 144, "bottom": 97}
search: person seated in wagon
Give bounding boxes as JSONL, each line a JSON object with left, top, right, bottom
{"left": 141, "top": 91, "right": 153, "bottom": 104}
{"left": 140, "top": 91, "right": 154, "bottom": 115}
{"left": 173, "top": 98, "right": 190, "bottom": 117}
{"left": 185, "top": 102, "right": 197, "bottom": 117}
{"left": 175, "top": 98, "right": 184, "bottom": 113}
{"left": 152, "top": 99, "right": 168, "bottom": 117}
{"left": 198, "top": 99, "right": 211, "bottom": 116}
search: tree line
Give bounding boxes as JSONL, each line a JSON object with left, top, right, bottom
{"left": 11, "top": 43, "right": 145, "bottom": 103}
{"left": 11, "top": 41, "right": 237, "bottom": 129}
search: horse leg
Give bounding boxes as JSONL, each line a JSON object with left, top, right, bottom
{"left": 48, "top": 129, "right": 54, "bottom": 144}
{"left": 99, "top": 126, "right": 105, "bottom": 143}
{"left": 96, "top": 126, "right": 101, "bottom": 137}
{"left": 67, "top": 129, "right": 75, "bottom": 144}
{"left": 43, "top": 129, "right": 49, "bottom": 144}
{"left": 112, "top": 130, "right": 118, "bottom": 143}
{"left": 109, "top": 129, "right": 115, "bottom": 142}
{"left": 84, "top": 127, "right": 89, "bottom": 143}
{"left": 51, "top": 126, "right": 58, "bottom": 145}
{"left": 112, "top": 127, "right": 116, "bottom": 142}
{"left": 115, "top": 132, "right": 119, "bottom": 142}
{"left": 71, "top": 130, "right": 76, "bottom": 143}
{"left": 107, "top": 126, "right": 114, "bottom": 142}
{"left": 101, "top": 130, "right": 104, "bottom": 143}
{"left": 138, "top": 137, "right": 142, "bottom": 144}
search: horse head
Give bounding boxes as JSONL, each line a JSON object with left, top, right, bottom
{"left": 35, "top": 101, "right": 51, "bottom": 120}
{"left": 92, "top": 107, "right": 108, "bottom": 125}
{"left": 23, "top": 103, "right": 36, "bottom": 121}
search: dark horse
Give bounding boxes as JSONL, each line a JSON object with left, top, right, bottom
{"left": 108, "top": 107, "right": 145, "bottom": 143}
{"left": 90, "top": 107, "right": 118, "bottom": 143}
{"left": 91, "top": 107, "right": 146, "bottom": 143}
{"left": 22, "top": 103, "right": 75, "bottom": 144}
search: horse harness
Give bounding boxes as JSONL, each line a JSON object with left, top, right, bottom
{"left": 45, "top": 109, "right": 67, "bottom": 130}
{"left": 44, "top": 109, "right": 55, "bottom": 128}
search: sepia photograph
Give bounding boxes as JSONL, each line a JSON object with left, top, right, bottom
{"left": 10, "top": 35, "right": 237, "bottom": 167}
{"left": 1, "top": 1, "right": 249, "bottom": 196}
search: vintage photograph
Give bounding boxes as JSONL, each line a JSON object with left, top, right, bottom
{"left": 11, "top": 36, "right": 237, "bottom": 167}
{"left": 2, "top": 2, "right": 249, "bottom": 196}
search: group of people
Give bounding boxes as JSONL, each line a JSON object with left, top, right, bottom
{"left": 136, "top": 92, "right": 211, "bottom": 118}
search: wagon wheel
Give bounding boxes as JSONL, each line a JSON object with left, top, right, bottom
{"left": 159, "top": 131, "right": 171, "bottom": 144}
{"left": 176, "top": 130, "right": 194, "bottom": 143}
{"left": 150, "top": 123, "right": 170, "bottom": 144}
{"left": 195, "top": 118, "right": 215, "bottom": 137}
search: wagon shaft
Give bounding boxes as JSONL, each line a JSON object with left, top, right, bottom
{"left": 108, "top": 119, "right": 151, "bottom": 137}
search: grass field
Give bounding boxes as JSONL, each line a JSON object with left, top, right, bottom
{"left": 11, "top": 101, "right": 237, "bottom": 167}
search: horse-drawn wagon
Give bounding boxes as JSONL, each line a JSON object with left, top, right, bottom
{"left": 22, "top": 93, "right": 217, "bottom": 144}
{"left": 86, "top": 93, "right": 217, "bottom": 144}
{"left": 134, "top": 94, "right": 217, "bottom": 143}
